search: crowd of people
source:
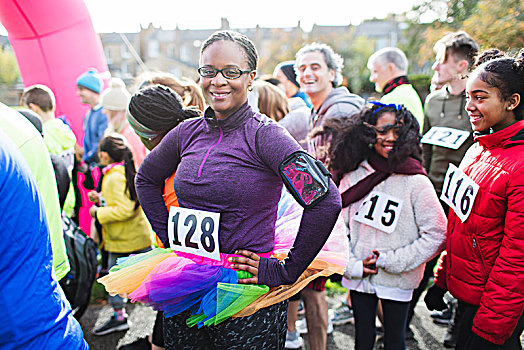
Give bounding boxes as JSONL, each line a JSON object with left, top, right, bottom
{"left": 1, "top": 27, "right": 523, "bottom": 350}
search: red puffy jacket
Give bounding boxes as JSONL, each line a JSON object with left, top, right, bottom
{"left": 434, "top": 120, "right": 524, "bottom": 345}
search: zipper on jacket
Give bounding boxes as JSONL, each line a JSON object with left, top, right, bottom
{"left": 472, "top": 236, "right": 488, "bottom": 277}
{"left": 197, "top": 126, "right": 223, "bottom": 178}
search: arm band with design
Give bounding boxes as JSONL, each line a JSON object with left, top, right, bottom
{"left": 279, "top": 151, "right": 331, "bottom": 208}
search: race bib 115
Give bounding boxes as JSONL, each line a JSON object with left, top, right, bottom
{"left": 167, "top": 206, "right": 221, "bottom": 261}
{"left": 352, "top": 191, "right": 403, "bottom": 234}
{"left": 440, "top": 164, "right": 479, "bottom": 222}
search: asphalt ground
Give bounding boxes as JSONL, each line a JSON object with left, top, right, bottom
{"left": 79, "top": 291, "right": 456, "bottom": 350}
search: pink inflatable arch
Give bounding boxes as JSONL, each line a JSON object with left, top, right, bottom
{"left": 0, "top": 0, "right": 109, "bottom": 234}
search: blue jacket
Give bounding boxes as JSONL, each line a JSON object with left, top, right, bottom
{"left": 0, "top": 131, "right": 88, "bottom": 350}
{"left": 83, "top": 104, "right": 108, "bottom": 164}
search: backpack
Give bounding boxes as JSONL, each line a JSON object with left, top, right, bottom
{"left": 59, "top": 215, "right": 98, "bottom": 319}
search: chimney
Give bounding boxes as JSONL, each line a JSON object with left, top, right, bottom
{"left": 221, "top": 18, "right": 230, "bottom": 30}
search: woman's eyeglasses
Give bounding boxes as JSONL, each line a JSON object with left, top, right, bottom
{"left": 197, "top": 67, "right": 251, "bottom": 80}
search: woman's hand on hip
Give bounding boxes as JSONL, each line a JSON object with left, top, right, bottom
{"left": 229, "top": 249, "right": 260, "bottom": 284}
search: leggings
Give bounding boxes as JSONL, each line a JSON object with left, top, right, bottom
{"left": 163, "top": 300, "right": 288, "bottom": 350}
{"left": 351, "top": 290, "right": 410, "bottom": 350}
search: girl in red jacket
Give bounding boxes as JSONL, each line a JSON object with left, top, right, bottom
{"left": 425, "top": 49, "right": 524, "bottom": 349}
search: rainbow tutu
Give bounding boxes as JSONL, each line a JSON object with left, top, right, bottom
{"left": 98, "top": 190, "right": 348, "bottom": 327}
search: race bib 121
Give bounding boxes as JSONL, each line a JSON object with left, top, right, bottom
{"left": 421, "top": 127, "right": 470, "bottom": 149}
{"left": 440, "top": 164, "right": 479, "bottom": 222}
{"left": 167, "top": 206, "right": 221, "bottom": 261}
{"left": 352, "top": 191, "right": 403, "bottom": 234}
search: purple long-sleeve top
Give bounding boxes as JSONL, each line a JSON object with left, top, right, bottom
{"left": 135, "top": 102, "right": 341, "bottom": 287}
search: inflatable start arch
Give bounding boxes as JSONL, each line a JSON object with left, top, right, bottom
{"left": 0, "top": 0, "right": 109, "bottom": 234}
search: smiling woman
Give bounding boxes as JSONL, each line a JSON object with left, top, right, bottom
{"left": 198, "top": 36, "right": 256, "bottom": 119}
{"left": 118, "top": 30, "right": 343, "bottom": 349}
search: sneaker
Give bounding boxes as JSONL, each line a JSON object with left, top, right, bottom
{"left": 285, "top": 330, "right": 303, "bottom": 349}
{"left": 431, "top": 304, "right": 452, "bottom": 325}
{"left": 93, "top": 315, "right": 129, "bottom": 336}
{"left": 330, "top": 302, "right": 354, "bottom": 325}
{"left": 296, "top": 317, "right": 333, "bottom": 335}
{"left": 118, "top": 336, "right": 151, "bottom": 350}
{"left": 296, "top": 318, "right": 308, "bottom": 334}
{"left": 443, "top": 328, "right": 457, "bottom": 348}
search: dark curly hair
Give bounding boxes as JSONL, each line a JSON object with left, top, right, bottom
{"left": 313, "top": 104, "right": 422, "bottom": 180}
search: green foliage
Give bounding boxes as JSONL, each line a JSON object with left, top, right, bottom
{"left": 440, "top": 0, "right": 479, "bottom": 28}
{"left": 90, "top": 281, "right": 108, "bottom": 304}
{"left": 339, "top": 36, "right": 376, "bottom": 94}
{"left": 325, "top": 279, "right": 347, "bottom": 297}
{"left": 0, "top": 48, "right": 20, "bottom": 85}
{"left": 409, "top": 74, "right": 432, "bottom": 101}
{"left": 462, "top": 0, "right": 524, "bottom": 50}
{"left": 404, "top": 0, "right": 523, "bottom": 71}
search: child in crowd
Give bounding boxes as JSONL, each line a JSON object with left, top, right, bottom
{"left": 425, "top": 49, "right": 524, "bottom": 349}
{"left": 316, "top": 102, "right": 447, "bottom": 349}
{"left": 20, "top": 84, "right": 77, "bottom": 217}
{"left": 89, "top": 134, "right": 152, "bottom": 335}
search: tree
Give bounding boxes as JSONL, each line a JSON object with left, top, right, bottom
{"left": 339, "top": 36, "right": 376, "bottom": 94}
{"left": 445, "top": 0, "right": 479, "bottom": 28}
{"left": 403, "top": 0, "right": 523, "bottom": 75}
{"left": 463, "top": 0, "right": 524, "bottom": 51}
{"left": 0, "top": 48, "right": 20, "bottom": 86}
{"left": 258, "top": 28, "right": 306, "bottom": 75}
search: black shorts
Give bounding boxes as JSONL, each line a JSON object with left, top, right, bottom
{"left": 163, "top": 300, "right": 288, "bottom": 349}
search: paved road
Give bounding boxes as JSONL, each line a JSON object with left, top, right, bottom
{"left": 79, "top": 291, "right": 454, "bottom": 350}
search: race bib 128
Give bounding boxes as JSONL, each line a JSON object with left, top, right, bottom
{"left": 440, "top": 164, "right": 479, "bottom": 222}
{"left": 421, "top": 127, "right": 470, "bottom": 149}
{"left": 352, "top": 191, "right": 403, "bottom": 234}
{"left": 167, "top": 206, "right": 221, "bottom": 261}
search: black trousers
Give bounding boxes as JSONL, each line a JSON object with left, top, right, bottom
{"left": 456, "top": 300, "right": 524, "bottom": 350}
{"left": 351, "top": 290, "right": 410, "bottom": 350}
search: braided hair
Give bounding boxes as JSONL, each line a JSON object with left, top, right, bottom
{"left": 99, "top": 134, "right": 139, "bottom": 209}
{"left": 474, "top": 48, "right": 506, "bottom": 68}
{"left": 201, "top": 30, "right": 258, "bottom": 71}
{"left": 128, "top": 85, "right": 202, "bottom": 133}
{"left": 474, "top": 48, "right": 524, "bottom": 120}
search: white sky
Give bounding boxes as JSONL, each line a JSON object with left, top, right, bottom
{"left": 0, "top": 0, "right": 426, "bottom": 35}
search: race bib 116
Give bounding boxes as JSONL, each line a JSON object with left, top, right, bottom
{"left": 421, "top": 127, "right": 470, "bottom": 149}
{"left": 352, "top": 191, "right": 403, "bottom": 234}
{"left": 440, "top": 164, "right": 479, "bottom": 222}
{"left": 167, "top": 206, "right": 221, "bottom": 261}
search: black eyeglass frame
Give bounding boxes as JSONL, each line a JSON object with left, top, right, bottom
{"left": 197, "top": 67, "right": 252, "bottom": 80}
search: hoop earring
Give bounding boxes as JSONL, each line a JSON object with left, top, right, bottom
{"left": 248, "top": 85, "right": 253, "bottom": 92}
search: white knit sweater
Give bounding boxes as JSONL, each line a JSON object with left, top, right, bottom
{"left": 341, "top": 160, "right": 447, "bottom": 291}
